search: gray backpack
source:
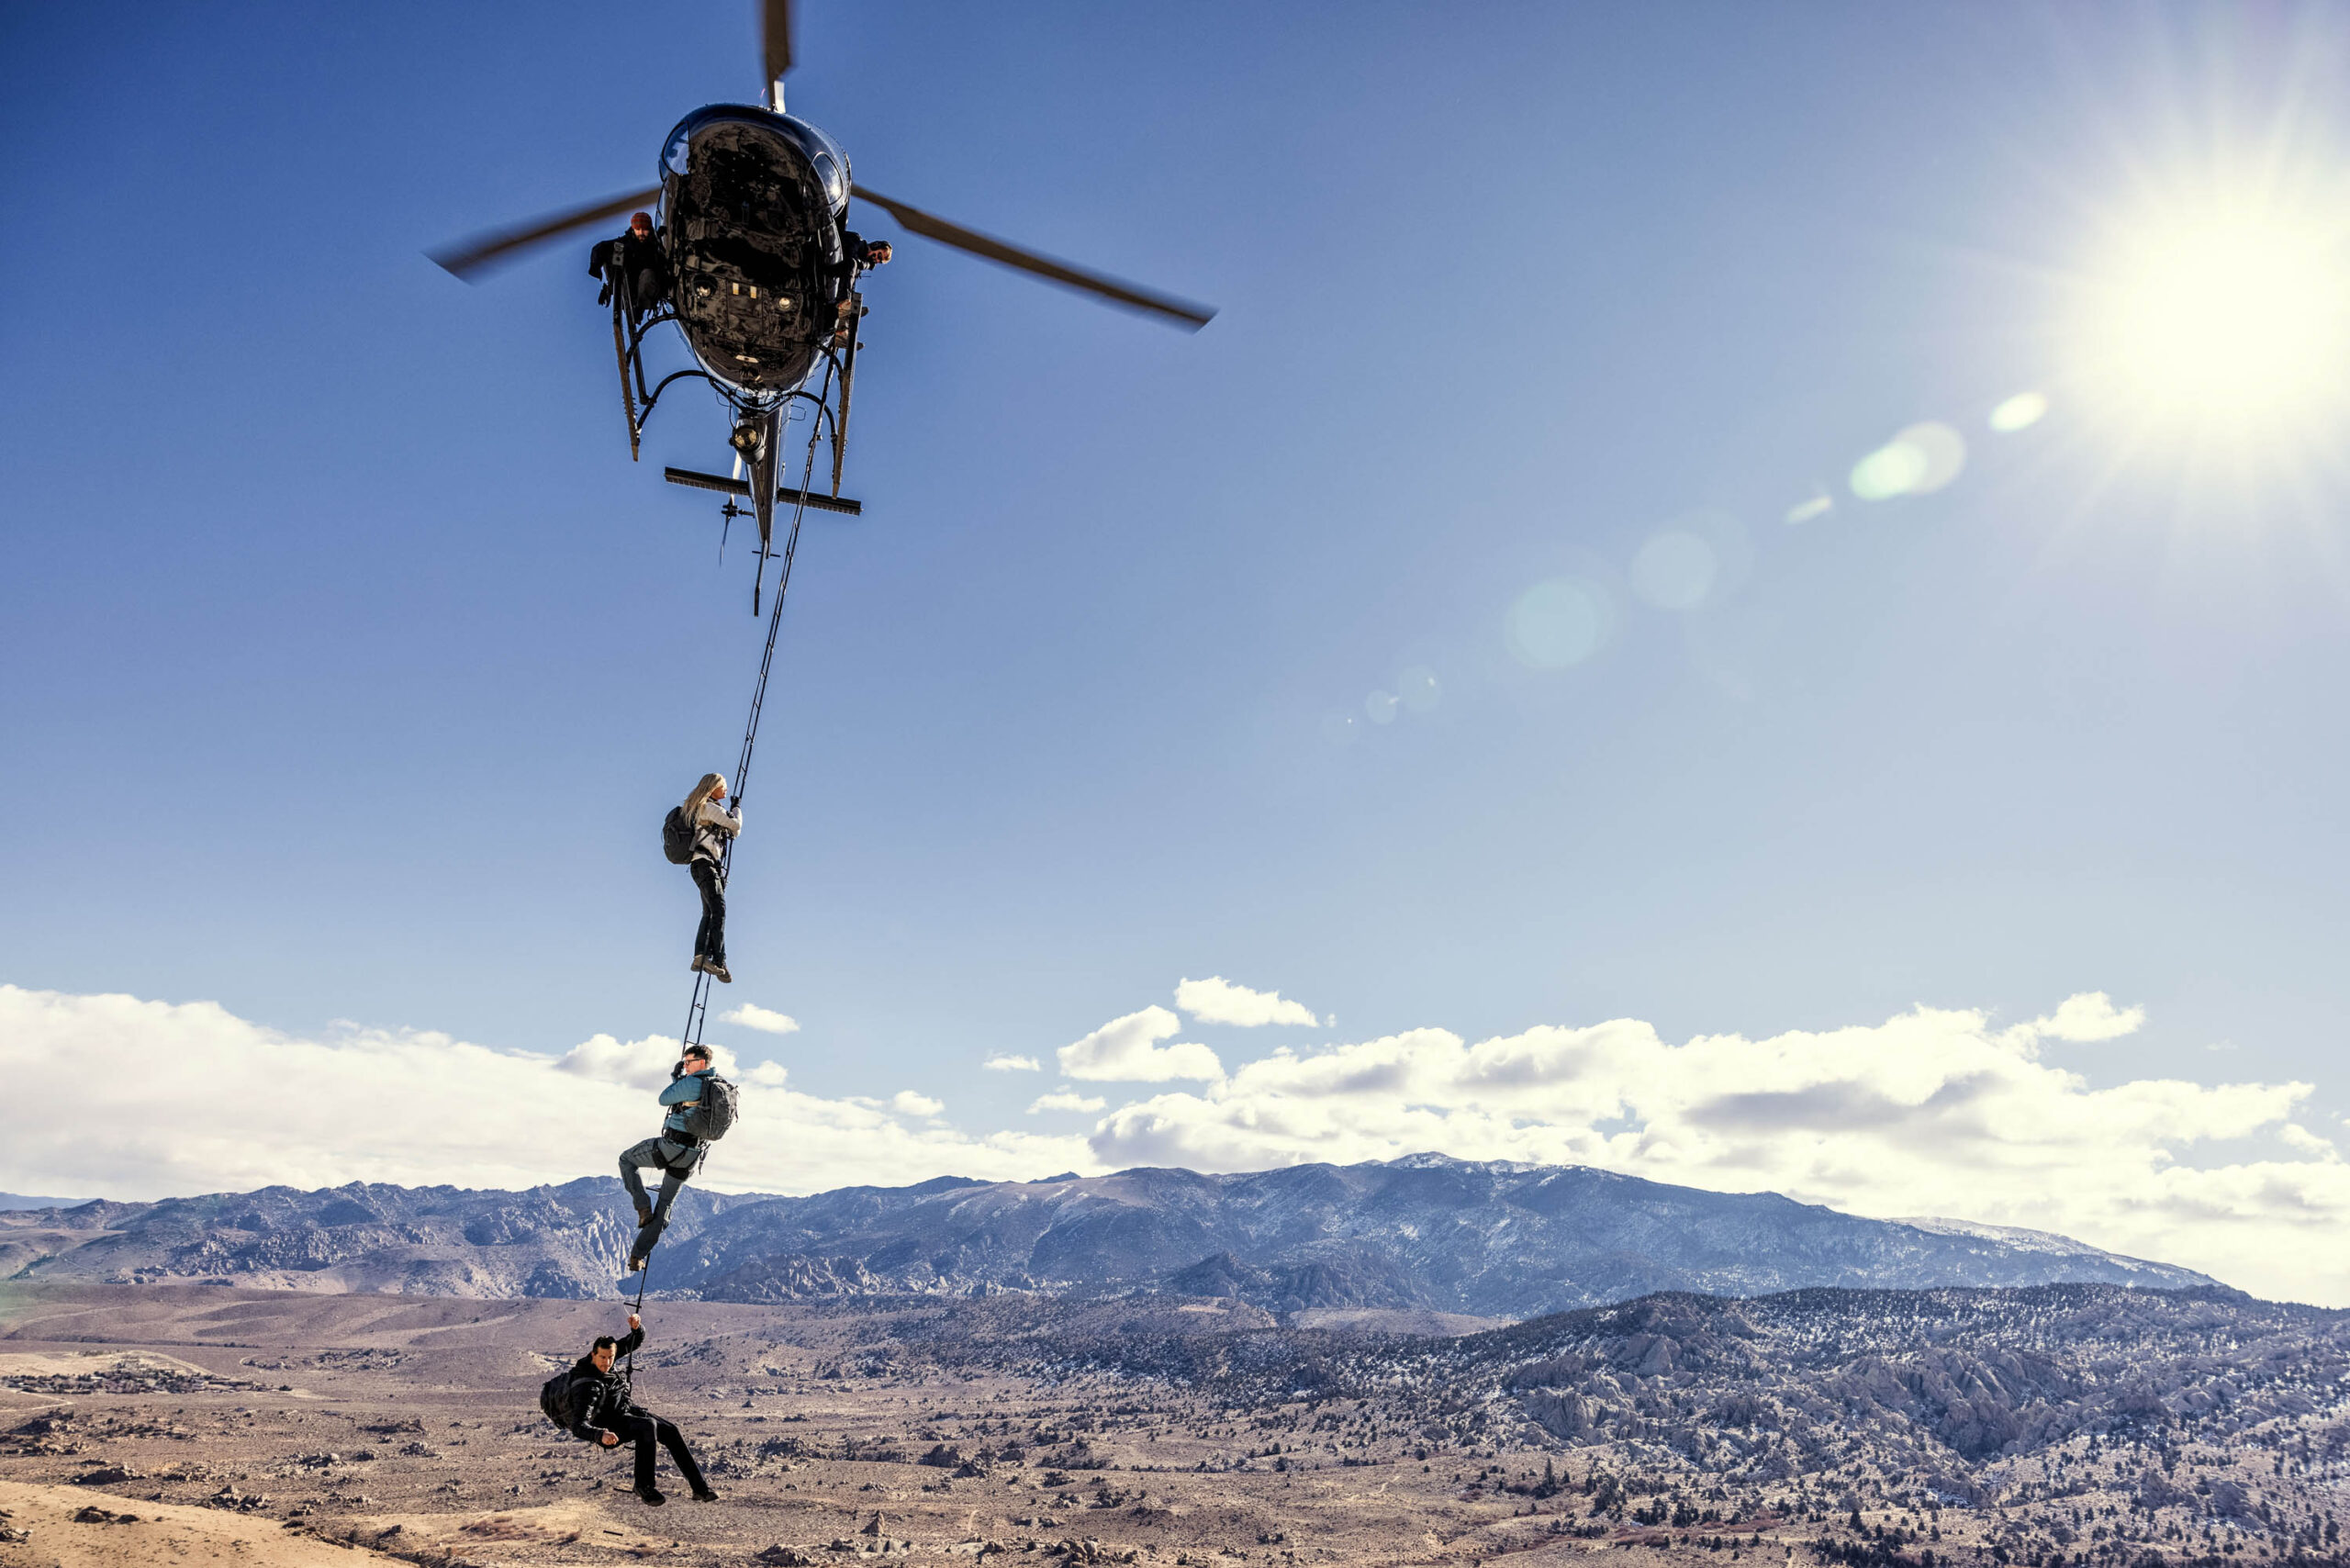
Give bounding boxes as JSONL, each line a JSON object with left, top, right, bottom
{"left": 682, "top": 1075, "right": 739, "bottom": 1143}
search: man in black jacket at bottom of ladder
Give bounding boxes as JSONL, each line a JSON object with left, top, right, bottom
{"left": 565, "top": 1313, "right": 716, "bottom": 1506}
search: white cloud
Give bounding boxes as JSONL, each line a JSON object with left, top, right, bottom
{"left": 1029, "top": 1090, "right": 1107, "bottom": 1115}
{"left": 555, "top": 1032, "right": 746, "bottom": 1092}
{"left": 2279, "top": 1123, "right": 2340, "bottom": 1159}
{"left": 719, "top": 1003, "right": 800, "bottom": 1036}
{"left": 1175, "top": 976, "right": 1318, "bottom": 1027}
{"left": 554, "top": 1031, "right": 683, "bottom": 1092}
{"left": 2030, "top": 991, "right": 2147, "bottom": 1043}
{"left": 891, "top": 1091, "right": 945, "bottom": 1117}
{"left": 983, "top": 1053, "right": 1042, "bottom": 1072}
{"left": 1057, "top": 1007, "right": 1224, "bottom": 1083}
{"left": 0, "top": 986, "right": 1090, "bottom": 1201}
{"left": 556, "top": 1032, "right": 790, "bottom": 1093}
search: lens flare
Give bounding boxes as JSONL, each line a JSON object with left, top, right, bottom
{"left": 1850, "top": 421, "right": 1966, "bottom": 501}
{"left": 1505, "top": 577, "right": 1615, "bottom": 669}
{"left": 1989, "top": 391, "right": 2049, "bottom": 432}
{"left": 1628, "top": 531, "right": 1718, "bottom": 610}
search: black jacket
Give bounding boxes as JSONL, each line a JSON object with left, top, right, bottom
{"left": 589, "top": 230, "right": 666, "bottom": 281}
{"left": 565, "top": 1326, "right": 644, "bottom": 1441}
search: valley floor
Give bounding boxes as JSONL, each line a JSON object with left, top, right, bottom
{"left": 0, "top": 1285, "right": 2337, "bottom": 1568}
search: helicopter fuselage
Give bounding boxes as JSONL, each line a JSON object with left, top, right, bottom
{"left": 657, "top": 105, "right": 852, "bottom": 399}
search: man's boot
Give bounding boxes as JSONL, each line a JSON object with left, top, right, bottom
{"left": 636, "top": 1484, "right": 666, "bottom": 1506}
{"left": 632, "top": 1198, "right": 654, "bottom": 1230}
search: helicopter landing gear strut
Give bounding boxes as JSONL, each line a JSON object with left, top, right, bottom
{"left": 612, "top": 297, "right": 641, "bottom": 462}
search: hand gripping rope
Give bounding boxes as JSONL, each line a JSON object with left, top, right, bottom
{"left": 628, "top": 390, "right": 831, "bottom": 1353}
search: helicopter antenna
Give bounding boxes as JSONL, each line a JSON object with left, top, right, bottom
{"left": 764, "top": 0, "right": 792, "bottom": 113}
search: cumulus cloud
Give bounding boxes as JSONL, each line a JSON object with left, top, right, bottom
{"left": 890, "top": 1091, "right": 945, "bottom": 1117}
{"left": 1057, "top": 1007, "right": 1224, "bottom": 1083}
{"left": 0, "top": 986, "right": 1089, "bottom": 1201}
{"left": 554, "top": 1033, "right": 771, "bottom": 1092}
{"left": 1079, "top": 1001, "right": 2348, "bottom": 1305}
{"left": 983, "top": 1053, "right": 1042, "bottom": 1072}
{"left": 2030, "top": 991, "right": 2147, "bottom": 1043}
{"left": 1175, "top": 976, "right": 1318, "bottom": 1027}
{"left": 1029, "top": 1090, "right": 1107, "bottom": 1115}
{"left": 554, "top": 1031, "right": 697, "bottom": 1092}
{"left": 719, "top": 1002, "right": 800, "bottom": 1036}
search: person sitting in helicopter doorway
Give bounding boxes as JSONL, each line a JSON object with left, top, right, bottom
{"left": 678, "top": 771, "right": 739, "bottom": 983}
{"left": 559, "top": 1311, "right": 716, "bottom": 1506}
{"left": 833, "top": 231, "right": 891, "bottom": 342}
{"left": 619, "top": 1045, "right": 717, "bottom": 1272}
{"left": 589, "top": 210, "right": 672, "bottom": 321}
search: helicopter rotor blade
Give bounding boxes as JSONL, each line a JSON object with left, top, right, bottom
{"left": 763, "top": 0, "right": 792, "bottom": 108}
{"left": 428, "top": 185, "right": 664, "bottom": 281}
{"left": 850, "top": 184, "right": 1215, "bottom": 331}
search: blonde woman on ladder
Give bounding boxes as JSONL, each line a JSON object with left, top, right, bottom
{"left": 678, "top": 772, "right": 740, "bottom": 983}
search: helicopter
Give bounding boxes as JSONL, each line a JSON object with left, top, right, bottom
{"left": 430, "top": 0, "right": 1215, "bottom": 612}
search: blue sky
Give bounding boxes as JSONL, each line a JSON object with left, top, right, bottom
{"left": 5, "top": 3, "right": 2350, "bottom": 1291}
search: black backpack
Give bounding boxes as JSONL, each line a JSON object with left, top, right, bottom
{"left": 683, "top": 1075, "right": 740, "bottom": 1143}
{"left": 539, "top": 1370, "right": 579, "bottom": 1430}
{"left": 661, "top": 806, "right": 696, "bottom": 866}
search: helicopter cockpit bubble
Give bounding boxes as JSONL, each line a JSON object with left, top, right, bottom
{"left": 774, "top": 116, "right": 850, "bottom": 213}
{"left": 660, "top": 109, "right": 848, "bottom": 216}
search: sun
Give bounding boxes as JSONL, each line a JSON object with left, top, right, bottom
{"left": 2068, "top": 191, "right": 2350, "bottom": 458}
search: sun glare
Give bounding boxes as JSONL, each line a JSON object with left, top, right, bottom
{"left": 2074, "top": 203, "right": 2350, "bottom": 446}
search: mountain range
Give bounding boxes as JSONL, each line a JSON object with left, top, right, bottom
{"left": 0, "top": 1155, "right": 2224, "bottom": 1315}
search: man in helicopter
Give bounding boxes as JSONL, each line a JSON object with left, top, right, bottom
{"left": 590, "top": 210, "right": 673, "bottom": 320}
{"left": 833, "top": 230, "right": 890, "bottom": 340}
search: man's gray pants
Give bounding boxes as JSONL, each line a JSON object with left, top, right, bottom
{"left": 619, "top": 1137, "right": 700, "bottom": 1264}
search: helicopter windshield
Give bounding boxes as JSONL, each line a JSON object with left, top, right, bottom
{"left": 659, "top": 108, "right": 850, "bottom": 215}
{"left": 778, "top": 116, "right": 850, "bottom": 213}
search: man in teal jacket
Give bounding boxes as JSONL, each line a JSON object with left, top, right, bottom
{"left": 619, "top": 1046, "right": 716, "bottom": 1272}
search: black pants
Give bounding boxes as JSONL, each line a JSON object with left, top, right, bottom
{"left": 610, "top": 1408, "right": 705, "bottom": 1495}
{"left": 690, "top": 859, "right": 726, "bottom": 965}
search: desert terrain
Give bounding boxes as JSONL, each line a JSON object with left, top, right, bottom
{"left": 2, "top": 1281, "right": 2344, "bottom": 1568}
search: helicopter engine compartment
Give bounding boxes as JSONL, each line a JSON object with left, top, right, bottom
{"left": 662, "top": 107, "right": 845, "bottom": 395}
